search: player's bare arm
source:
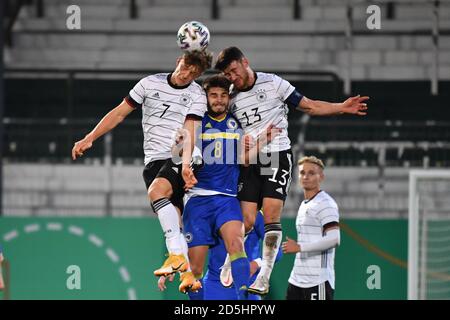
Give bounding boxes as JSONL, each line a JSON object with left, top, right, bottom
{"left": 0, "top": 251, "right": 4, "bottom": 290}
{"left": 171, "top": 128, "right": 186, "bottom": 160}
{"left": 170, "top": 125, "right": 198, "bottom": 191}
{"left": 157, "top": 274, "right": 175, "bottom": 291}
{"left": 297, "top": 95, "right": 369, "bottom": 116}
{"left": 240, "top": 124, "right": 282, "bottom": 166}
{"left": 72, "top": 100, "right": 134, "bottom": 160}
{"left": 181, "top": 116, "right": 202, "bottom": 189}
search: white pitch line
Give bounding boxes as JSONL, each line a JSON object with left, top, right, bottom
{"left": 119, "top": 266, "right": 130, "bottom": 283}
{"left": 68, "top": 225, "right": 84, "bottom": 237}
{"left": 127, "top": 288, "right": 137, "bottom": 300}
{"left": 47, "top": 222, "right": 62, "bottom": 231}
{"left": 24, "top": 224, "right": 40, "bottom": 233}
{"left": 106, "top": 248, "right": 119, "bottom": 263}
{"left": 88, "top": 234, "right": 103, "bottom": 247}
{"left": 3, "top": 224, "right": 135, "bottom": 299}
{"left": 3, "top": 230, "right": 18, "bottom": 242}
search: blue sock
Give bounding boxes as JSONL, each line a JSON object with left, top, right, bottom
{"left": 230, "top": 252, "right": 250, "bottom": 300}
{"left": 187, "top": 278, "right": 204, "bottom": 300}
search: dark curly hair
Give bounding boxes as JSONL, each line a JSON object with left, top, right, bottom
{"left": 202, "top": 75, "right": 231, "bottom": 93}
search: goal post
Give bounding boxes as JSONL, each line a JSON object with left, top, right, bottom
{"left": 408, "top": 170, "right": 450, "bottom": 300}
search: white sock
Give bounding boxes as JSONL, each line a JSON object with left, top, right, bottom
{"left": 153, "top": 198, "right": 183, "bottom": 255}
{"left": 259, "top": 227, "right": 282, "bottom": 279}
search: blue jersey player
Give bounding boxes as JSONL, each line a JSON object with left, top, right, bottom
{"left": 182, "top": 75, "right": 249, "bottom": 300}
{"left": 203, "top": 211, "right": 282, "bottom": 300}
{"left": 183, "top": 75, "right": 280, "bottom": 300}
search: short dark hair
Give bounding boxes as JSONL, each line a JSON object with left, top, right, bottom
{"left": 183, "top": 50, "right": 213, "bottom": 73}
{"left": 202, "top": 75, "right": 231, "bottom": 93}
{"left": 214, "top": 46, "right": 245, "bottom": 71}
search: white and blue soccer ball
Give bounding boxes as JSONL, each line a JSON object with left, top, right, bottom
{"left": 176, "top": 21, "right": 210, "bottom": 51}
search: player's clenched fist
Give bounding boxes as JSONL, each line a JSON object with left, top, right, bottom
{"left": 72, "top": 136, "right": 93, "bottom": 160}
{"left": 282, "top": 236, "right": 301, "bottom": 254}
{"left": 182, "top": 166, "right": 198, "bottom": 191}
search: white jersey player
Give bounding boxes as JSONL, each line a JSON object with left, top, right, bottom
{"left": 214, "top": 47, "right": 367, "bottom": 295}
{"left": 229, "top": 72, "right": 295, "bottom": 153}
{"left": 128, "top": 72, "right": 207, "bottom": 165}
{"left": 72, "top": 50, "right": 213, "bottom": 294}
{"left": 282, "top": 156, "right": 340, "bottom": 300}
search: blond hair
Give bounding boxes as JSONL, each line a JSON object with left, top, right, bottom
{"left": 298, "top": 156, "right": 325, "bottom": 170}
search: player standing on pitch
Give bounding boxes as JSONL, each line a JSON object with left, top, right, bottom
{"left": 282, "top": 156, "right": 340, "bottom": 300}
{"left": 72, "top": 49, "right": 212, "bottom": 293}
{"left": 214, "top": 46, "right": 368, "bottom": 295}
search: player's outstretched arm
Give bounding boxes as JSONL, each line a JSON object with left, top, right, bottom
{"left": 297, "top": 95, "right": 369, "bottom": 116}
{"left": 71, "top": 100, "right": 134, "bottom": 160}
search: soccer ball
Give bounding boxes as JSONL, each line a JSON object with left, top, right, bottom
{"left": 176, "top": 21, "right": 210, "bottom": 51}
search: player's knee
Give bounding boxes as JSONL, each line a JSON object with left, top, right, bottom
{"left": 226, "top": 237, "right": 245, "bottom": 255}
{"left": 262, "top": 203, "right": 283, "bottom": 222}
{"left": 263, "top": 213, "right": 281, "bottom": 224}
{"left": 147, "top": 187, "right": 159, "bottom": 202}
{"left": 148, "top": 181, "right": 172, "bottom": 201}
{"left": 244, "top": 215, "right": 256, "bottom": 233}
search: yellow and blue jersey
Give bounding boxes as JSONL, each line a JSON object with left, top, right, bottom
{"left": 194, "top": 113, "right": 242, "bottom": 196}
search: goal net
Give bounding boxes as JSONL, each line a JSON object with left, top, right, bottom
{"left": 408, "top": 170, "right": 450, "bottom": 300}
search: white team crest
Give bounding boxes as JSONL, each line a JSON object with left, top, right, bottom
{"left": 179, "top": 93, "right": 192, "bottom": 105}
{"left": 238, "top": 182, "right": 243, "bottom": 192}
{"left": 227, "top": 118, "right": 238, "bottom": 129}
{"left": 184, "top": 232, "right": 193, "bottom": 243}
{"left": 256, "top": 89, "right": 267, "bottom": 102}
